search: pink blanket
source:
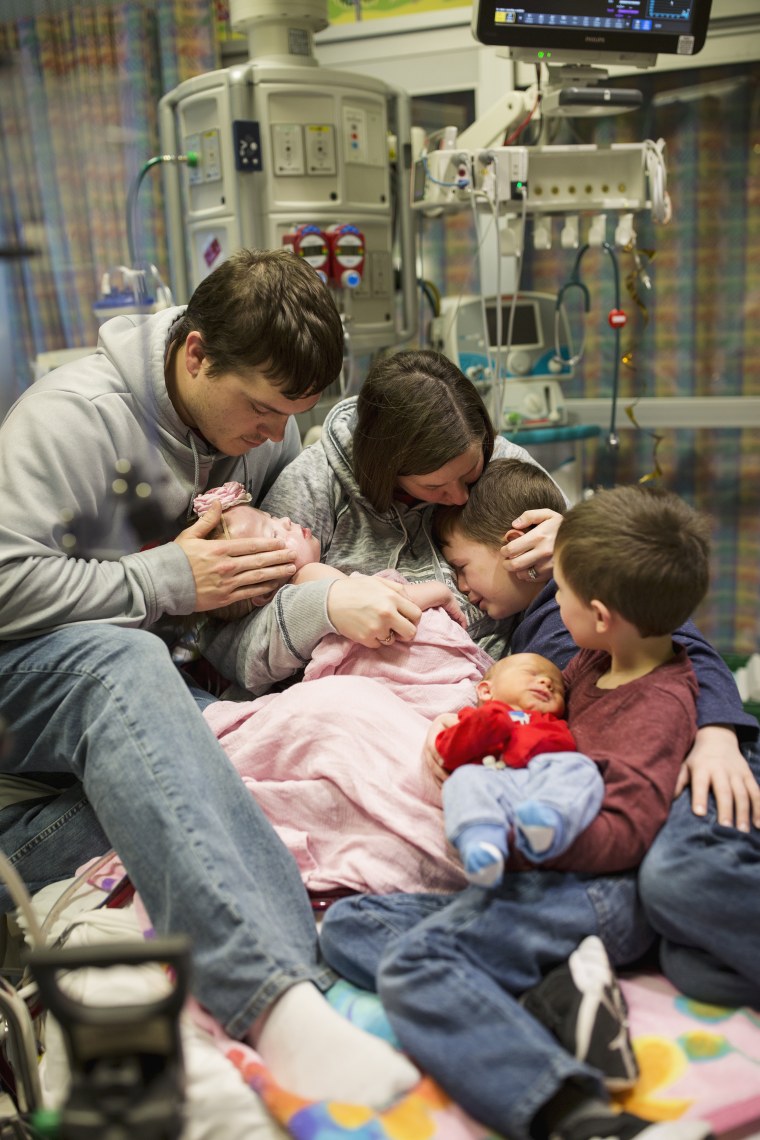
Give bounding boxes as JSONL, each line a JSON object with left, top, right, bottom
{"left": 203, "top": 605, "right": 494, "bottom": 895}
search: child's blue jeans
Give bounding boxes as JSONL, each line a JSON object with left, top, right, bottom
{"left": 321, "top": 869, "right": 653, "bottom": 1139}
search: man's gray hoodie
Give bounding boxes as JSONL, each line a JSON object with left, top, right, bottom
{"left": 0, "top": 307, "right": 300, "bottom": 639}
{"left": 200, "top": 396, "right": 548, "bottom": 695}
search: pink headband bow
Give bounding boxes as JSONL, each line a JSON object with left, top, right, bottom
{"left": 193, "top": 481, "right": 252, "bottom": 516}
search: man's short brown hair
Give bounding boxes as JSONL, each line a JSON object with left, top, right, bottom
{"left": 167, "top": 248, "right": 344, "bottom": 398}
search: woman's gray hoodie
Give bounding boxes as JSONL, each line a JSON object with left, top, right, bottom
{"left": 0, "top": 306, "right": 300, "bottom": 639}
{"left": 200, "top": 396, "right": 549, "bottom": 695}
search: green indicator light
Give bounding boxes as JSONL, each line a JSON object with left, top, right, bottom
{"left": 538, "top": 50, "right": 545, "bottom": 58}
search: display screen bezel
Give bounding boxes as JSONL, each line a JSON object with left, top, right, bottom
{"left": 472, "top": 0, "right": 714, "bottom": 60}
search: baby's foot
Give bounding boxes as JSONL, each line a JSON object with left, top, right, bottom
{"left": 515, "top": 801, "right": 564, "bottom": 859}
{"left": 462, "top": 841, "right": 505, "bottom": 887}
{"left": 454, "top": 822, "right": 508, "bottom": 887}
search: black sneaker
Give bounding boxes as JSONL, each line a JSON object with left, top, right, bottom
{"left": 521, "top": 935, "right": 639, "bottom": 1091}
{"left": 551, "top": 1108, "right": 716, "bottom": 1140}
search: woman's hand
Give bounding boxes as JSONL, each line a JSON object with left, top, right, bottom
{"left": 500, "top": 508, "right": 564, "bottom": 584}
{"left": 676, "top": 724, "right": 760, "bottom": 831}
{"left": 326, "top": 574, "right": 422, "bottom": 648}
{"left": 422, "top": 712, "right": 458, "bottom": 786}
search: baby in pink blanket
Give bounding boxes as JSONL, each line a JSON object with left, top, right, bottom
{"left": 194, "top": 481, "right": 464, "bottom": 629}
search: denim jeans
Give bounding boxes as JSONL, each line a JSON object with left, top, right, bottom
{"left": 321, "top": 870, "right": 654, "bottom": 1139}
{"left": 0, "top": 625, "right": 333, "bottom": 1036}
{"left": 639, "top": 737, "right": 760, "bottom": 1008}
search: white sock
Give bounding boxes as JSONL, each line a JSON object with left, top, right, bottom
{"left": 250, "top": 981, "right": 420, "bottom": 1106}
{"left": 462, "top": 841, "right": 505, "bottom": 887}
{"left": 515, "top": 801, "right": 564, "bottom": 858}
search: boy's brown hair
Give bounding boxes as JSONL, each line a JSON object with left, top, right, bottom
{"left": 554, "top": 484, "right": 711, "bottom": 637}
{"left": 435, "top": 458, "right": 567, "bottom": 548}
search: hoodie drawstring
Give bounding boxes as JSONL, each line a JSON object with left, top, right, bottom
{"left": 187, "top": 434, "right": 201, "bottom": 520}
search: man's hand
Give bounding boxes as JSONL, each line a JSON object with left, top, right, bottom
{"left": 422, "top": 712, "right": 458, "bottom": 786}
{"left": 676, "top": 724, "right": 760, "bottom": 831}
{"left": 326, "top": 574, "right": 422, "bottom": 648}
{"left": 175, "top": 501, "right": 297, "bottom": 612}
{"left": 501, "top": 508, "right": 564, "bottom": 584}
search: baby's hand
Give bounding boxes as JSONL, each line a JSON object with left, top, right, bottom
{"left": 403, "top": 582, "right": 467, "bottom": 627}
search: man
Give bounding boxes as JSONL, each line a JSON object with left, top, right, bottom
{"left": 0, "top": 248, "right": 420, "bottom": 1106}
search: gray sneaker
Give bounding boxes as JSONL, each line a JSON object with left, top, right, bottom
{"left": 522, "top": 935, "right": 639, "bottom": 1091}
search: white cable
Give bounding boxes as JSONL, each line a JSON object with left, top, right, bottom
{"left": 492, "top": 184, "right": 529, "bottom": 429}
{"left": 554, "top": 301, "right": 585, "bottom": 368}
{"left": 492, "top": 244, "right": 506, "bottom": 426}
{"left": 491, "top": 153, "right": 504, "bottom": 417}
{"left": 0, "top": 848, "right": 44, "bottom": 948}
{"left": 470, "top": 176, "right": 498, "bottom": 399}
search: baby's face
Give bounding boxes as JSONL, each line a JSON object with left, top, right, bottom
{"left": 485, "top": 653, "right": 565, "bottom": 716}
{"left": 224, "top": 505, "right": 321, "bottom": 570}
{"left": 441, "top": 532, "right": 540, "bottom": 620}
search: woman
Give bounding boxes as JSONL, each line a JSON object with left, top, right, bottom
{"left": 200, "top": 349, "right": 561, "bottom": 695}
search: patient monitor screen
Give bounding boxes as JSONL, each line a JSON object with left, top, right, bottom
{"left": 473, "top": 0, "right": 713, "bottom": 57}
{"left": 486, "top": 300, "right": 541, "bottom": 350}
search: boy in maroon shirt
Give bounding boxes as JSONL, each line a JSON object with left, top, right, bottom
{"left": 320, "top": 483, "right": 713, "bottom": 1140}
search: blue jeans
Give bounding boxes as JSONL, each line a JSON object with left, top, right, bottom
{"left": 639, "top": 737, "right": 760, "bottom": 1008}
{"left": 321, "top": 871, "right": 654, "bottom": 1139}
{"left": 0, "top": 626, "right": 333, "bottom": 1036}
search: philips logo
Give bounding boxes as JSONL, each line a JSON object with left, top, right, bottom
{"left": 585, "top": 35, "right": 606, "bottom": 43}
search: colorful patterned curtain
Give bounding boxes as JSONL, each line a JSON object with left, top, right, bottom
{"left": 422, "top": 63, "right": 760, "bottom": 654}
{"left": 0, "top": 0, "right": 217, "bottom": 409}
{"left": 528, "top": 64, "right": 760, "bottom": 656}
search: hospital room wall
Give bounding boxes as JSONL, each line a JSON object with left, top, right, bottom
{"left": 523, "top": 64, "right": 760, "bottom": 658}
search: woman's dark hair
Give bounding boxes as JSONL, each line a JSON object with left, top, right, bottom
{"left": 167, "top": 248, "right": 344, "bottom": 398}
{"left": 354, "top": 350, "right": 495, "bottom": 512}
